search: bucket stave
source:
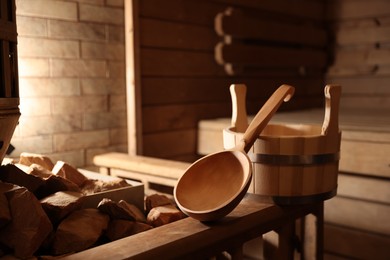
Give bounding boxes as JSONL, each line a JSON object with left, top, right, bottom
{"left": 224, "top": 85, "right": 342, "bottom": 205}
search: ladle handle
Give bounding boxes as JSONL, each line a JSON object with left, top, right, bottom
{"left": 239, "top": 84, "right": 295, "bottom": 153}
{"left": 321, "top": 85, "right": 342, "bottom": 137}
{"left": 230, "top": 84, "right": 248, "bottom": 133}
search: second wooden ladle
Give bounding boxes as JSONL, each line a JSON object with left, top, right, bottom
{"left": 174, "top": 84, "right": 295, "bottom": 221}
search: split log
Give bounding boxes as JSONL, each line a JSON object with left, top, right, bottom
{"left": 52, "top": 161, "right": 88, "bottom": 187}
{"left": 40, "top": 191, "right": 85, "bottom": 225}
{"left": 0, "top": 184, "right": 53, "bottom": 258}
{"left": 51, "top": 208, "right": 109, "bottom": 255}
{"left": 147, "top": 204, "right": 187, "bottom": 227}
{"left": 0, "top": 193, "right": 11, "bottom": 228}
{"left": 81, "top": 179, "right": 130, "bottom": 195}
{"left": 18, "top": 152, "right": 54, "bottom": 170}
{"left": 97, "top": 198, "right": 145, "bottom": 222}
{"left": 145, "top": 193, "right": 174, "bottom": 213}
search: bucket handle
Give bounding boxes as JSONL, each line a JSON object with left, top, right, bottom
{"left": 230, "top": 84, "right": 248, "bottom": 132}
{"left": 321, "top": 85, "right": 342, "bottom": 137}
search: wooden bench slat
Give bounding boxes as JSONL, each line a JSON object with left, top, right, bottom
{"left": 93, "top": 152, "right": 189, "bottom": 180}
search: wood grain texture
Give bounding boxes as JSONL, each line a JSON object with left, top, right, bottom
{"left": 326, "top": 0, "right": 390, "bottom": 20}
{"left": 325, "top": 223, "right": 390, "bottom": 259}
{"left": 324, "top": 196, "right": 390, "bottom": 235}
{"left": 216, "top": 43, "right": 328, "bottom": 68}
{"left": 61, "top": 194, "right": 322, "bottom": 260}
{"left": 326, "top": 0, "right": 390, "bottom": 111}
{"left": 214, "top": 0, "right": 325, "bottom": 20}
{"left": 132, "top": 0, "right": 327, "bottom": 161}
{"left": 337, "top": 173, "right": 390, "bottom": 204}
{"left": 216, "top": 8, "right": 327, "bottom": 47}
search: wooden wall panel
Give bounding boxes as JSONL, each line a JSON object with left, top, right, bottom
{"left": 325, "top": 2, "right": 390, "bottom": 251}
{"left": 326, "top": 0, "right": 390, "bottom": 111}
{"left": 215, "top": 0, "right": 325, "bottom": 20}
{"left": 139, "top": 0, "right": 223, "bottom": 26}
{"left": 324, "top": 223, "right": 390, "bottom": 259}
{"left": 140, "top": 19, "right": 219, "bottom": 51}
{"left": 326, "top": 0, "right": 390, "bottom": 20}
{"left": 133, "top": 0, "right": 327, "bottom": 161}
{"left": 325, "top": 196, "right": 390, "bottom": 235}
{"left": 323, "top": 3, "right": 390, "bottom": 247}
{"left": 141, "top": 77, "right": 325, "bottom": 105}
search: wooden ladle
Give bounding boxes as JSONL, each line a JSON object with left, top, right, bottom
{"left": 174, "top": 85, "right": 295, "bottom": 221}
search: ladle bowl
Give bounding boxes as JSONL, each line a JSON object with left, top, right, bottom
{"left": 174, "top": 150, "right": 251, "bottom": 221}
{"left": 174, "top": 85, "right": 295, "bottom": 221}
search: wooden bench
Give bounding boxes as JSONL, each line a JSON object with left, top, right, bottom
{"left": 92, "top": 152, "right": 326, "bottom": 259}
{"left": 93, "top": 152, "right": 189, "bottom": 193}
{"left": 62, "top": 193, "right": 324, "bottom": 260}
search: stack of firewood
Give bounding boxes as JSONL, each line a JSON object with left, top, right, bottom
{"left": 0, "top": 153, "right": 186, "bottom": 258}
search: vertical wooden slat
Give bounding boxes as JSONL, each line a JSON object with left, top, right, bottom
{"left": 125, "top": 0, "right": 143, "bottom": 155}
{"left": 263, "top": 220, "right": 296, "bottom": 259}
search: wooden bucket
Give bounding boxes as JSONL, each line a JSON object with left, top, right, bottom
{"left": 223, "top": 84, "right": 341, "bottom": 205}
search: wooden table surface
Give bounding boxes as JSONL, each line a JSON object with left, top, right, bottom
{"left": 63, "top": 194, "right": 321, "bottom": 260}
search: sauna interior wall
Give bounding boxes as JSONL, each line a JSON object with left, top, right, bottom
{"left": 134, "top": 0, "right": 328, "bottom": 162}
{"left": 11, "top": 0, "right": 127, "bottom": 169}
{"left": 323, "top": 1, "right": 390, "bottom": 259}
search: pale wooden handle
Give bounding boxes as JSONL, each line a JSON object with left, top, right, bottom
{"left": 230, "top": 84, "right": 248, "bottom": 132}
{"left": 238, "top": 84, "right": 295, "bottom": 153}
{"left": 321, "top": 85, "right": 342, "bottom": 137}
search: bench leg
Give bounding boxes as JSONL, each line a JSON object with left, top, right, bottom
{"left": 302, "top": 202, "right": 324, "bottom": 260}
{"left": 263, "top": 219, "right": 295, "bottom": 259}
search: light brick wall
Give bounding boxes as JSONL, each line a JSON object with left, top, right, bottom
{"left": 11, "top": 0, "right": 127, "bottom": 169}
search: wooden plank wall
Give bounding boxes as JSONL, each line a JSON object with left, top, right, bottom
{"left": 134, "top": 0, "right": 328, "bottom": 161}
{"left": 326, "top": 0, "right": 390, "bottom": 111}
{"left": 324, "top": 1, "right": 390, "bottom": 259}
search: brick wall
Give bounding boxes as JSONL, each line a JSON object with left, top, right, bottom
{"left": 10, "top": 0, "right": 127, "bottom": 169}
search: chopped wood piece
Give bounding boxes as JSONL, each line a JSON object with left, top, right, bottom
{"left": 18, "top": 152, "right": 54, "bottom": 171}
{"left": 40, "top": 191, "right": 85, "bottom": 225}
{"left": 97, "top": 198, "right": 145, "bottom": 222}
{"left": 25, "top": 164, "right": 81, "bottom": 199}
{"left": 51, "top": 208, "right": 109, "bottom": 255}
{"left": 147, "top": 205, "right": 186, "bottom": 227}
{"left": 1, "top": 157, "right": 14, "bottom": 165}
{"left": 0, "top": 164, "right": 46, "bottom": 194}
{"left": 118, "top": 200, "right": 146, "bottom": 222}
{"left": 105, "top": 220, "right": 152, "bottom": 241}
{"left": 0, "top": 193, "right": 11, "bottom": 228}
{"left": 0, "top": 185, "right": 53, "bottom": 259}
{"left": 81, "top": 178, "right": 130, "bottom": 195}
{"left": 52, "top": 161, "right": 88, "bottom": 187}
{"left": 145, "top": 193, "right": 174, "bottom": 212}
